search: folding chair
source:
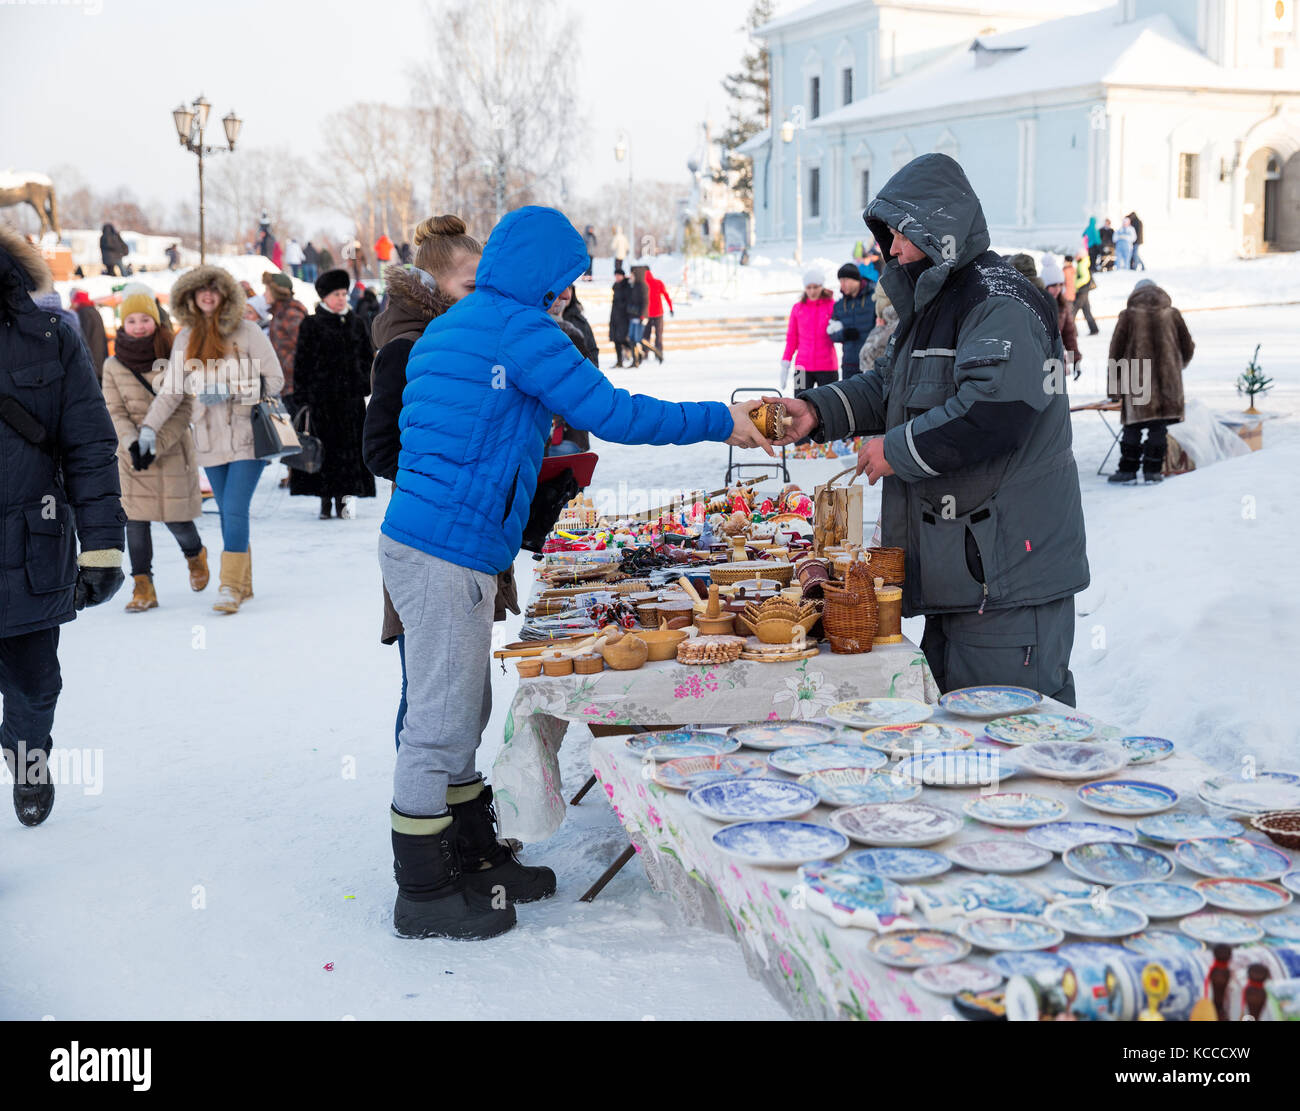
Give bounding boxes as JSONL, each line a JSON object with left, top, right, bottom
{"left": 727, "top": 387, "right": 790, "bottom": 485}
{"left": 1070, "top": 401, "right": 1124, "bottom": 475}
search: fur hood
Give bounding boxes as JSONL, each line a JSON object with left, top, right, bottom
{"left": 371, "top": 262, "right": 455, "bottom": 348}
{"left": 169, "top": 265, "right": 245, "bottom": 336}
{"left": 0, "top": 221, "right": 53, "bottom": 299}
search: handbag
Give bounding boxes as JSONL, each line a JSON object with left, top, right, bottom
{"left": 812, "top": 466, "right": 864, "bottom": 555}
{"left": 282, "top": 406, "right": 323, "bottom": 473}
{"left": 250, "top": 394, "right": 302, "bottom": 459}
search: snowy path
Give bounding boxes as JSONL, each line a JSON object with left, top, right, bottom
{"left": 1, "top": 301, "right": 1296, "bottom": 1020}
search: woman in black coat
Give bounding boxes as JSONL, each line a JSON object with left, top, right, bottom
{"left": 289, "top": 269, "right": 376, "bottom": 517}
{"left": 99, "top": 223, "right": 129, "bottom": 276}
{"left": 608, "top": 269, "right": 631, "bottom": 366}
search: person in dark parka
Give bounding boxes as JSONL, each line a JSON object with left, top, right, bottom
{"left": 70, "top": 291, "right": 108, "bottom": 380}
{"left": 0, "top": 223, "right": 126, "bottom": 826}
{"left": 772, "top": 154, "right": 1089, "bottom": 705}
{"left": 828, "top": 262, "right": 875, "bottom": 379}
{"left": 99, "top": 223, "right": 129, "bottom": 276}
{"left": 288, "top": 269, "right": 376, "bottom": 517}
{"left": 608, "top": 268, "right": 632, "bottom": 366}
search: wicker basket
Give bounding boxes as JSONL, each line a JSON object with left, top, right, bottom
{"left": 542, "top": 653, "right": 574, "bottom": 677}
{"left": 866, "top": 547, "right": 905, "bottom": 586}
{"left": 1249, "top": 810, "right": 1300, "bottom": 850}
{"left": 710, "top": 561, "right": 795, "bottom": 587}
{"left": 821, "top": 552, "right": 878, "bottom": 653}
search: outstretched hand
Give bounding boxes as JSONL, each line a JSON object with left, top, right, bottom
{"left": 761, "top": 395, "right": 817, "bottom": 446}
{"left": 726, "top": 401, "right": 775, "bottom": 457}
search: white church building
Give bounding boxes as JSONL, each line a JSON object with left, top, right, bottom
{"left": 738, "top": 0, "right": 1300, "bottom": 261}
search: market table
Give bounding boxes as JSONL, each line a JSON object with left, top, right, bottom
{"left": 491, "top": 641, "right": 940, "bottom": 844}
{"left": 586, "top": 703, "right": 1290, "bottom": 1021}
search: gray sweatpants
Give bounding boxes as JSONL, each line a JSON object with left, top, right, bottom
{"left": 379, "top": 533, "right": 497, "bottom": 816}
{"left": 920, "top": 596, "right": 1077, "bottom": 707}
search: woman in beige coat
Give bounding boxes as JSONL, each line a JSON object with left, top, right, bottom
{"left": 102, "top": 291, "right": 207, "bottom": 612}
{"left": 150, "top": 266, "right": 283, "bottom": 613}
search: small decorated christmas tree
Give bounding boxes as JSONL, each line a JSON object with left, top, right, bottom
{"left": 1236, "top": 344, "right": 1273, "bottom": 414}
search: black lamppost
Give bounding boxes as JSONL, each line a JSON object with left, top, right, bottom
{"left": 172, "top": 95, "right": 242, "bottom": 264}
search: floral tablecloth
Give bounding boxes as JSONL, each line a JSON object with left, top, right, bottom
{"left": 492, "top": 642, "right": 938, "bottom": 843}
{"left": 588, "top": 704, "right": 1260, "bottom": 1021}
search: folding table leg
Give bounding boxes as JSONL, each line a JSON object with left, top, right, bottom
{"left": 1097, "top": 411, "right": 1121, "bottom": 475}
{"left": 579, "top": 844, "right": 636, "bottom": 903}
{"left": 570, "top": 774, "right": 599, "bottom": 806}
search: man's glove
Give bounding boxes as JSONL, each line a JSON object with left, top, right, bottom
{"left": 779, "top": 360, "right": 791, "bottom": 391}
{"left": 74, "top": 550, "right": 125, "bottom": 610}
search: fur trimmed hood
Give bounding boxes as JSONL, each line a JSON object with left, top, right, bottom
{"left": 169, "top": 265, "right": 246, "bottom": 336}
{"left": 371, "top": 262, "right": 455, "bottom": 348}
{"left": 0, "top": 221, "right": 53, "bottom": 303}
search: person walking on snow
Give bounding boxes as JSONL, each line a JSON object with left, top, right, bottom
{"left": 611, "top": 225, "right": 630, "bottom": 271}
{"left": 1040, "top": 255, "right": 1081, "bottom": 379}
{"left": 582, "top": 225, "right": 597, "bottom": 280}
{"left": 378, "top": 205, "right": 773, "bottom": 941}
{"left": 626, "top": 266, "right": 649, "bottom": 367}
{"left": 101, "top": 291, "right": 207, "bottom": 612}
{"left": 780, "top": 269, "right": 837, "bottom": 392}
{"left": 828, "top": 262, "right": 874, "bottom": 380}
{"left": 769, "top": 154, "right": 1089, "bottom": 705}
{"left": 283, "top": 238, "right": 305, "bottom": 279}
{"left": 1115, "top": 217, "right": 1136, "bottom": 272}
{"left": 608, "top": 267, "right": 632, "bottom": 367}
{"left": 302, "top": 241, "right": 320, "bottom": 283}
{"left": 0, "top": 225, "right": 126, "bottom": 826}
{"left": 1126, "top": 211, "right": 1145, "bottom": 270}
{"left": 641, "top": 266, "right": 673, "bottom": 363}
{"left": 374, "top": 234, "right": 395, "bottom": 267}
{"left": 1106, "top": 279, "right": 1194, "bottom": 485}
{"left": 1073, "top": 251, "right": 1099, "bottom": 336}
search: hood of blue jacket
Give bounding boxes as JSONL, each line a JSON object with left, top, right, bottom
{"left": 476, "top": 206, "right": 590, "bottom": 310}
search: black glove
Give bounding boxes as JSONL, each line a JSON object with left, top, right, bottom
{"left": 74, "top": 566, "right": 125, "bottom": 610}
{"left": 841, "top": 327, "right": 860, "bottom": 341}
{"left": 521, "top": 470, "right": 581, "bottom": 554}
{"left": 128, "top": 442, "right": 155, "bottom": 471}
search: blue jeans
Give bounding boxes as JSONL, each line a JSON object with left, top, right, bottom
{"left": 627, "top": 319, "right": 644, "bottom": 346}
{"left": 303, "top": 264, "right": 318, "bottom": 283}
{"left": 205, "top": 459, "right": 267, "bottom": 552}
{"left": 1116, "top": 241, "right": 1132, "bottom": 270}
{"left": 1129, "top": 245, "right": 1144, "bottom": 270}
{"left": 395, "top": 633, "right": 408, "bottom": 750}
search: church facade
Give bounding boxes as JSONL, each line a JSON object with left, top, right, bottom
{"left": 738, "top": 0, "right": 1300, "bottom": 260}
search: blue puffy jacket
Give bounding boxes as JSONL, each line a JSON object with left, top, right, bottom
{"left": 382, "top": 206, "right": 734, "bottom": 573}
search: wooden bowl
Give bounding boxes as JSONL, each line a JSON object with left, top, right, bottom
{"left": 516, "top": 659, "right": 543, "bottom": 678}
{"left": 542, "top": 653, "right": 574, "bottom": 677}
{"left": 601, "top": 633, "right": 649, "bottom": 671}
{"left": 755, "top": 619, "right": 798, "bottom": 645}
{"left": 637, "top": 627, "right": 691, "bottom": 661}
{"left": 574, "top": 653, "right": 604, "bottom": 675}
{"left": 694, "top": 613, "right": 736, "bottom": 636}
{"left": 1250, "top": 810, "right": 1300, "bottom": 850}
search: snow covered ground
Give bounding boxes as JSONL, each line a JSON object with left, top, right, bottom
{"left": 1, "top": 286, "right": 1297, "bottom": 1020}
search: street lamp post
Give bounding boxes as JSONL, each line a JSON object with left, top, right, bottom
{"left": 614, "top": 131, "right": 634, "bottom": 259}
{"left": 172, "top": 95, "right": 242, "bottom": 264}
{"left": 780, "top": 117, "right": 803, "bottom": 266}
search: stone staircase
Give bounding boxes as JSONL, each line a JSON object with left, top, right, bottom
{"left": 572, "top": 285, "right": 788, "bottom": 353}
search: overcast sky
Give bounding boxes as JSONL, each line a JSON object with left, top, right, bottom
{"left": 3, "top": 0, "right": 780, "bottom": 234}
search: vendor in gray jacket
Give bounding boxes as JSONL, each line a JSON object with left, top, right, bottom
{"left": 771, "top": 154, "right": 1089, "bottom": 704}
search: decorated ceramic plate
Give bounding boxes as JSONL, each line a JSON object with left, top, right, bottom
{"left": 827, "top": 698, "right": 934, "bottom": 728}
{"left": 938, "top": 685, "right": 1043, "bottom": 718}
{"left": 1012, "top": 741, "right": 1128, "bottom": 782}
{"left": 1044, "top": 899, "right": 1149, "bottom": 938}
{"left": 625, "top": 730, "right": 741, "bottom": 761}
{"left": 1197, "top": 770, "right": 1300, "bottom": 815}
{"left": 1173, "top": 837, "right": 1291, "bottom": 880}
{"left": 1076, "top": 780, "right": 1179, "bottom": 816}
{"left": 1134, "top": 812, "right": 1243, "bottom": 845}
{"left": 912, "top": 962, "right": 1002, "bottom": 996}
{"left": 797, "top": 862, "right": 914, "bottom": 929}
{"left": 726, "top": 721, "right": 836, "bottom": 751}
{"left": 957, "top": 875, "right": 1047, "bottom": 917}
{"left": 859, "top": 723, "right": 975, "bottom": 756}
{"left": 1285, "top": 872, "right": 1300, "bottom": 897}
{"left": 867, "top": 929, "right": 971, "bottom": 969}
{"left": 958, "top": 915, "right": 1065, "bottom": 952}
{"left": 828, "top": 801, "right": 964, "bottom": 847}
{"left": 1261, "top": 911, "right": 1300, "bottom": 941}
{"left": 1108, "top": 882, "right": 1206, "bottom": 919}
{"left": 711, "top": 820, "right": 850, "bottom": 867}
{"left": 796, "top": 767, "right": 921, "bottom": 807}
{"left": 1122, "top": 929, "right": 1206, "bottom": 956}
{"left": 990, "top": 950, "right": 1071, "bottom": 979}
{"left": 1063, "top": 841, "right": 1175, "bottom": 884}
{"left": 1178, "top": 912, "right": 1265, "bottom": 945}
{"left": 766, "top": 742, "right": 888, "bottom": 776}
{"left": 843, "top": 847, "right": 952, "bottom": 882}
{"left": 962, "top": 792, "right": 1069, "bottom": 829}
{"left": 946, "top": 840, "right": 1053, "bottom": 874}
{"left": 1026, "top": 821, "right": 1137, "bottom": 854}
{"left": 894, "top": 749, "right": 1019, "bottom": 789}
{"left": 1036, "top": 876, "right": 1095, "bottom": 901}
{"left": 984, "top": 713, "right": 1095, "bottom": 746}
{"left": 686, "top": 778, "right": 819, "bottom": 822}
{"left": 1118, "top": 736, "right": 1175, "bottom": 765}
{"left": 1192, "top": 878, "right": 1293, "bottom": 913}
{"left": 653, "top": 753, "right": 769, "bottom": 791}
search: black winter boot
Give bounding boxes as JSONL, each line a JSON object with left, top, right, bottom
{"left": 14, "top": 782, "right": 54, "bottom": 827}
{"left": 391, "top": 810, "right": 517, "bottom": 940}
{"left": 1107, "top": 470, "right": 1137, "bottom": 484}
{"left": 449, "top": 781, "right": 556, "bottom": 904}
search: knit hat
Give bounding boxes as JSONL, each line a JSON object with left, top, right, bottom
{"left": 836, "top": 262, "right": 862, "bottom": 282}
{"left": 315, "top": 268, "right": 350, "bottom": 298}
{"left": 263, "top": 271, "right": 294, "bottom": 300}
{"left": 70, "top": 289, "right": 94, "bottom": 309}
{"left": 802, "top": 267, "right": 825, "bottom": 287}
{"left": 1134, "top": 278, "right": 1155, "bottom": 291}
{"left": 119, "top": 290, "right": 160, "bottom": 326}
{"left": 1039, "top": 255, "right": 1065, "bottom": 287}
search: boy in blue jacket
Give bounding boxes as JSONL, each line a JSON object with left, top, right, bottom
{"left": 379, "top": 205, "right": 769, "bottom": 940}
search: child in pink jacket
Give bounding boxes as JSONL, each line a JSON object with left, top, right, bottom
{"left": 780, "top": 268, "right": 837, "bottom": 391}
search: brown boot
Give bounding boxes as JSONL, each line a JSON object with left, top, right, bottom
{"left": 213, "top": 551, "right": 251, "bottom": 614}
{"left": 124, "top": 574, "right": 158, "bottom": 612}
{"left": 187, "top": 546, "right": 210, "bottom": 591}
